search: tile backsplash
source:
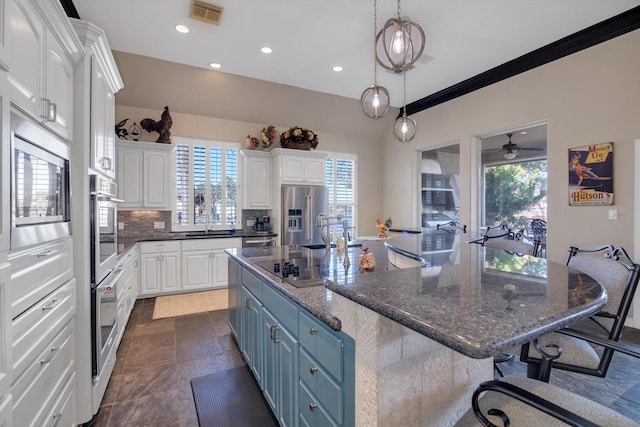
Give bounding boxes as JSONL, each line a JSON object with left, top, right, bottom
{"left": 117, "top": 210, "right": 174, "bottom": 238}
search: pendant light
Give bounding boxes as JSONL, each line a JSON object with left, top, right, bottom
{"left": 361, "top": 0, "right": 390, "bottom": 119}
{"left": 375, "top": 0, "right": 425, "bottom": 74}
{"left": 394, "top": 72, "right": 416, "bottom": 143}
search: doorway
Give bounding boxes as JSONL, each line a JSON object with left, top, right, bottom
{"left": 480, "top": 124, "right": 548, "bottom": 232}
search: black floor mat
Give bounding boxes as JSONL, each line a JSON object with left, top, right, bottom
{"left": 191, "top": 366, "right": 279, "bottom": 427}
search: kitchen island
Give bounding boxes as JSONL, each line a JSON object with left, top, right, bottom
{"left": 226, "top": 232, "right": 606, "bottom": 426}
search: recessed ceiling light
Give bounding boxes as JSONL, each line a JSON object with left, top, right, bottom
{"left": 175, "top": 25, "right": 190, "bottom": 34}
{"left": 333, "top": 66, "right": 343, "bottom": 72}
{"left": 520, "top": 131, "right": 528, "bottom": 135}
{"left": 260, "top": 47, "right": 272, "bottom": 54}
{"left": 209, "top": 62, "right": 222, "bottom": 69}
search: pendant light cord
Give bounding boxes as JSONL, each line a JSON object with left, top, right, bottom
{"left": 373, "top": 0, "right": 378, "bottom": 84}
{"left": 402, "top": 71, "right": 407, "bottom": 117}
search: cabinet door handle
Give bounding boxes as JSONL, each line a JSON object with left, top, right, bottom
{"left": 309, "top": 402, "right": 318, "bottom": 412}
{"left": 270, "top": 324, "right": 280, "bottom": 343}
{"left": 309, "top": 366, "right": 318, "bottom": 375}
{"left": 51, "top": 412, "right": 63, "bottom": 427}
{"left": 245, "top": 296, "right": 252, "bottom": 310}
{"left": 36, "top": 249, "right": 56, "bottom": 257}
{"left": 40, "top": 347, "right": 61, "bottom": 365}
{"left": 41, "top": 98, "right": 57, "bottom": 122}
{"left": 41, "top": 297, "right": 61, "bottom": 311}
{"left": 309, "top": 327, "right": 317, "bottom": 335}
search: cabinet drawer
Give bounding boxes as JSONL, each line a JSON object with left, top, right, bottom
{"left": 139, "top": 241, "right": 180, "bottom": 254}
{"left": 12, "top": 321, "right": 74, "bottom": 427}
{"left": 37, "top": 373, "right": 74, "bottom": 427}
{"left": 242, "top": 270, "right": 262, "bottom": 299}
{"left": 299, "top": 381, "right": 338, "bottom": 427}
{"left": 9, "top": 239, "right": 73, "bottom": 318}
{"left": 12, "top": 280, "right": 75, "bottom": 380}
{"left": 299, "top": 311, "right": 343, "bottom": 381}
{"left": 181, "top": 238, "right": 242, "bottom": 251}
{"left": 0, "top": 394, "right": 12, "bottom": 427}
{"left": 299, "top": 348, "right": 343, "bottom": 424}
{"left": 262, "top": 284, "right": 298, "bottom": 336}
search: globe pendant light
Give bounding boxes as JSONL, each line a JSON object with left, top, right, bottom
{"left": 375, "top": 0, "right": 425, "bottom": 74}
{"left": 394, "top": 72, "right": 416, "bottom": 142}
{"left": 361, "top": 0, "right": 390, "bottom": 119}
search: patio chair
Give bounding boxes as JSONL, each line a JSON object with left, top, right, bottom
{"left": 437, "top": 220, "right": 467, "bottom": 233}
{"left": 483, "top": 237, "right": 536, "bottom": 256}
{"left": 519, "top": 245, "right": 640, "bottom": 382}
{"left": 455, "top": 334, "right": 640, "bottom": 426}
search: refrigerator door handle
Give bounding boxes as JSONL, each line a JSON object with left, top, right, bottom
{"left": 305, "top": 195, "right": 312, "bottom": 242}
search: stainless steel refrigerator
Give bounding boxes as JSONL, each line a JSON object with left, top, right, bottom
{"left": 281, "top": 185, "right": 328, "bottom": 247}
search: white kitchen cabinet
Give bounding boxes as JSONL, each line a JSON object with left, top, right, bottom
{"left": 181, "top": 238, "right": 241, "bottom": 291}
{"left": 241, "top": 150, "right": 272, "bottom": 209}
{"left": 0, "top": 0, "right": 9, "bottom": 73}
{"left": 117, "top": 140, "right": 174, "bottom": 210}
{"left": 0, "top": 263, "right": 10, "bottom": 402}
{"left": 273, "top": 149, "right": 327, "bottom": 186}
{"left": 139, "top": 241, "right": 181, "bottom": 296}
{"left": 0, "top": 394, "right": 12, "bottom": 427}
{"left": 71, "top": 19, "right": 123, "bottom": 178}
{"left": 5, "top": 0, "right": 81, "bottom": 141}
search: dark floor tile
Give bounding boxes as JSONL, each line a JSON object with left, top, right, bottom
{"left": 109, "top": 389, "right": 180, "bottom": 427}
{"left": 224, "top": 346, "right": 247, "bottom": 369}
{"left": 179, "top": 393, "right": 199, "bottom": 427}
{"left": 90, "top": 404, "right": 113, "bottom": 427}
{"left": 124, "top": 344, "right": 177, "bottom": 373}
{"left": 218, "top": 333, "right": 239, "bottom": 351}
{"left": 176, "top": 338, "right": 223, "bottom": 363}
{"left": 175, "top": 312, "right": 212, "bottom": 330}
{"left": 175, "top": 325, "right": 216, "bottom": 344}
{"left": 208, "top": 309, "right": 227, "bottom": 323}
{"left": 129, "top": 329, "right": 176, "bottom": 351}
{"left": 131, "top": 317, "right": 176, "bottom": 336}
{"left": 102, "top": 374, "right": 123, "bottom": 405}
{"left": 116, "top": 364, "right": 178, "bottom": 402}
{"left": 177, "top": 353, "right": 229, "bottom": 390}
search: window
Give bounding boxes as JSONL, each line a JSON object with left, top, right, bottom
{"left": 326, "top": 154, "right": 357, "bottom": 241}
{"left": 174, "top": 136, "right": 239, "bottom": 230}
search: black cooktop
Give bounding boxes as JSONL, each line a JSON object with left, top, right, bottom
{"left": 254, "top": 257, "right": 325, "bottom": 288}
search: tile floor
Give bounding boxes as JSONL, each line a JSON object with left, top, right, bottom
{"left": 87, "top": 297, "right": 246, "bottom": 427}
{"left": 87, "top": 297, "right": 640, "bottom": 426}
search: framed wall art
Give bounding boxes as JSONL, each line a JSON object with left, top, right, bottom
{"left": 568, "top": 142, "right": 613, "bottom": 205}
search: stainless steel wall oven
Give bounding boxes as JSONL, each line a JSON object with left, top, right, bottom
{"left": 10, "top": 110, "right": 71, "bottom": 249}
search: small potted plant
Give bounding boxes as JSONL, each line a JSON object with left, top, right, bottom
{"left": 280, "top": 126, "right": 319, "bottom": 150}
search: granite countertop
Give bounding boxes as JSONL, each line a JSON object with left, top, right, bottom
{"left": 228, "top": 231, "right": 606, "bottom": 359}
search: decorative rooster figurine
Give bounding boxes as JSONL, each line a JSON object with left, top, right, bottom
{"left": 376, "top": 218, "right": 389, "bottom": 238}
{"left": 140, "top": 106, "right": 173, "bottom": 143}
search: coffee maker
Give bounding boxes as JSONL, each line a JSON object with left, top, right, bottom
{"left": 254, "top": 216, "right": 270, "bottom": 232}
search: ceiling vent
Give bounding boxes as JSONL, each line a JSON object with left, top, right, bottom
{"left": 190, "top": 0, "right": 223, "bottom": 25}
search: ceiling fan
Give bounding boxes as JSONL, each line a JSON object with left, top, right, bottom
{"left": 489, "top": 133, "right": 545, "bottom": 160}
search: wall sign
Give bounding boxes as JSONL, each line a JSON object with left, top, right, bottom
{"left": 569, "top": 142, "right": 613, "bottom": 205}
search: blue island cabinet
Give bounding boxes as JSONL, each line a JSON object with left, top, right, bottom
{"left": 229, "top": 262, "right": 354, "bottom": 427}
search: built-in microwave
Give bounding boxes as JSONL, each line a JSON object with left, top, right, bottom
{"left": 10, "top": 111, "right": 71, "bottom": 250}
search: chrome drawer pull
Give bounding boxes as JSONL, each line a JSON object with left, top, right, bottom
{"left": 41, "top": 298, "right": 61, "bottom": 311}
{"left": 309, "top": 402, "right": 318, "bottom": 412}
{"left": 245, "top": 296, "right": 252, "bottom": 310}
{"left": 51, "top": 412, "right": 62, "bottom": 427}
{"left": 270, "top": 324, "right": 280, "bottom": 343}
{"left": 309, "top": 366, "right": 318, "bottom": 375}
{"left": 309, "top": 327, "right": 317, "bottom": 335}
{"left": 40, "top": 347, "right": 61, "bottom": 365}
{"left": 36, "top": 249, "right": 56, "bottom": 257}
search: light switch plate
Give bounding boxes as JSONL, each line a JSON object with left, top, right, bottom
{"left": 154, "top": 221, "right": 166, "bottom": 229}
{"left": 118, "top": 222, "right": 124, "bottom": 230}
{"left": 608, "top": 209, "right": 618, "bottom": 220}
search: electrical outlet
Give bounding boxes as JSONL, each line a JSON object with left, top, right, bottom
{"left": 247, "top": 219, "right": 255, "bottom": 227}
{"left": 154, "top": 221, "right": 165, "bottom": 229}
{"left": 118, "top": 222, "right": 124, "bottom": 230}
{"left": 608, "top": 209, "right": 618, "bottom": 220}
